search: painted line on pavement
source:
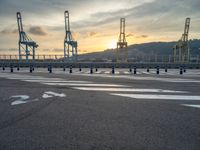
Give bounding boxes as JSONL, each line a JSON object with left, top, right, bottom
{"left": 181, "top": 104, "right": 200, "bottom": 109}
{"left": 73, "top": 87, "right": 188, "bottom": 93}
{"left": 23, "top": 80, "right": 91, "bottom": 83}
{"left": 110, "top": 93, "right": 200, "bottom": 101}
{"left": 43, "top": 83, "right": 128, "bottom": 87}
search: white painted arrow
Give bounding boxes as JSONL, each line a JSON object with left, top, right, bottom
{"left": 10, "top": 95, "right": 38, "bottom": 105}
{"left": 42, "top": 91, "right": 66, "bottom": 99}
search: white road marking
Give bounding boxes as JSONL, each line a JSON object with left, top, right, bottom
{"left": 0, "top": 74, "right": 62, "bottom": 80}
{"left": 23, "top": 80, "right": 91, "bottom": 83}
{"left": 110, "top": 93, "right": 200, "bottom": 101}
{"left": 181, "top": 104, "right": 200, "bottom": 109}
{"left": 43, "top": 83, "right": 127, "bottom": 87}
{"left": 123, "top": 71, "right": 130, "bottom": 74}
{"left": 0, "top": 74, "right": 92, "bottom": 84}
{"left": 10, "top": 91, "right": 66, "bottom": 105}
{"left": 115, "top": 71, "right": 120, "bottom": 75}
{"left": 44, "top": 91, "right": 66, "bottom": 97}
{"left": 78, "top": 73, "right": 200, "bottom": 83}
{"left": 135, "top": 72, "right": 142, "bottom": 75}
{"left": 11, "top": 99, "right": 39, "bottom": 105}
{"left": 10, "top": 95, "right": 39, "bottom": 105}
{"left": 42, "top": 93, "right": 53, "bottom": 99}
{"left": 10, "top": 77, "right": 62, "bottom": 80}
{"left": 142, "top": 72, "right": 150, "bottom": 74}
{"left": 10, "top": 95, "right": 29, "bottom": 101}
{"left": 95, "top": 71, "right": 102, "bottom": 74}
{"left": 11, "top": 100, "right": 29, "bottom": 105}
{"left": 73, "top": 87, "right": 188, "bottom": 93}
{"left": 84, "top": 71, "right": 91, "bottom": 74}
{"left": 104, "top": 71, "right": 111, "bottom": 74}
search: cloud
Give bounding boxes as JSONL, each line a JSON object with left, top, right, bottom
{"left": 83, "top": 31, "right": 99, "bottom": 38}
{"left": 42, "top": 48, "right": 51, "bottom": 52}
{"left": 52, "top": 48, "right": 63, "bottom": 52}
{"left": 0, "top": 28, "right": 18, "bottom": 35}
{"left": 41, "top": 48, "right": 63, "bottom": 52}
{"left": 141, "top": 35, "right": 148, "bottom": 38}
{"left": 79, "top": 49, "right": 88, "bottom": 53}
{"left": 28, "top": 26, "right": 47, "bottom": 36}
{"left": 74, "top": 31, "right": 99, "bottom": 38}
{"left": 0, "top": 29, "right": 10, "bottom": 34}
{"left": 0, "top": 0, "right": 128, "bottom": 20}
{"left": 125, "top": 33, "right": 148, "bottom": 39}
{"left": 2, "top": 0, "right": 198, "bottom": 33}
{"left": 88, "top": 31, "right": 97, "bottom": 37}
{"left": 71, "top": 31, "right": 79, "bottom": 39}
{"left": 0, "top": 48, "right": 18, "bottom": 52}
{"left": 71, "top": 0, "right": 200, "bottom": 31}
{"left": 0, "top": 0, "right": 200, "bottom": 53}
{"left": 126, "top": 33, "right": 134, "bottom": 37}
{"left": 12, "top": 29, "right": 18, "bottom": 34}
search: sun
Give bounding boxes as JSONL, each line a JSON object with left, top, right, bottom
{"left": 108, "top": 40, "right": 117, "bottom": 49}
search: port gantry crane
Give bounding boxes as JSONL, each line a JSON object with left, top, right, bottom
{"left": 16, "top": 12, "right": 38, "bottom": 63}
{"left": 116, "top": 18, "right": 128, "bottom": 62}
{"left": 64, "top": 11, "right": 78, "bottom": 62}
{"left": 173, "top": 18, "right": 191, "bottom": 63}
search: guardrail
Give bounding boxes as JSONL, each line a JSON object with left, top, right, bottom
{"left": 0, "top": 55, "right": 199, "bottom": 63}
{"left": 0, "top": 62, "right": 199, "bottom": 69}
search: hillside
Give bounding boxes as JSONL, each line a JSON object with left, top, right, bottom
{"left": 79, "top": 39, "right": 200, "bottom": 61}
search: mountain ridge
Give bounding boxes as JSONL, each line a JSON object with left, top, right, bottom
{"left": 79, "top": 39, "right": 200, "bottom": 61}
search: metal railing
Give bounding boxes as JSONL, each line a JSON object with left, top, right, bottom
{"left": 0, "top": 55, "right": 199, "bottom": 63}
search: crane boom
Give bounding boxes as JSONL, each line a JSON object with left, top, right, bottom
{"left": 17, "top": 12, "right": 23, "bottom": 33}
{"left": 16, "top": 12, "right": 38, "bottom": 63}
{"left": 64, "top": 10, "right": 78, "bottom": 62}
{"left": 116, "top": 18, "right": 128, "bottom": 62}
{"left": 183, "top": 18, "right": 190, "bottom": 42}
{"left": 173, "top": 18, "right": 190, "bottom": 62}
{"left": 119, "top": 18, "right": 126, "bottom": 44}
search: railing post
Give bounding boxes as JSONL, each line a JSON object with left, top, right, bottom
{"left": 180, "top": 67, "right": 183, "bottom": 75}
{"left": 155, "top": 55, "right": 157, "bottom": 63}
{"left": 134, "top": 66, "right": 137, "bottom": 74}
{"left": 168, "top": 55, "right": 171, "bottom": 63}
{"left": 156, "top": 66, "right": 159, "bottom": 75}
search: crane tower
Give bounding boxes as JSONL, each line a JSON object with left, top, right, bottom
{"left": 64, "top": 11, "right": 78, "bottom": 62}
{"left": 16, "top": 12, "right": 38, "bottom": 63}
{"left": 173, "top": 18, "right": 191, "bottom": 62}
{"left": 116, "top": 18, "right": 128, "bottom": 62}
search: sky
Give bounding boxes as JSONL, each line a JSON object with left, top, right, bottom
{"left": 0, "top": 0, "right": 200, "bottom": 55}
